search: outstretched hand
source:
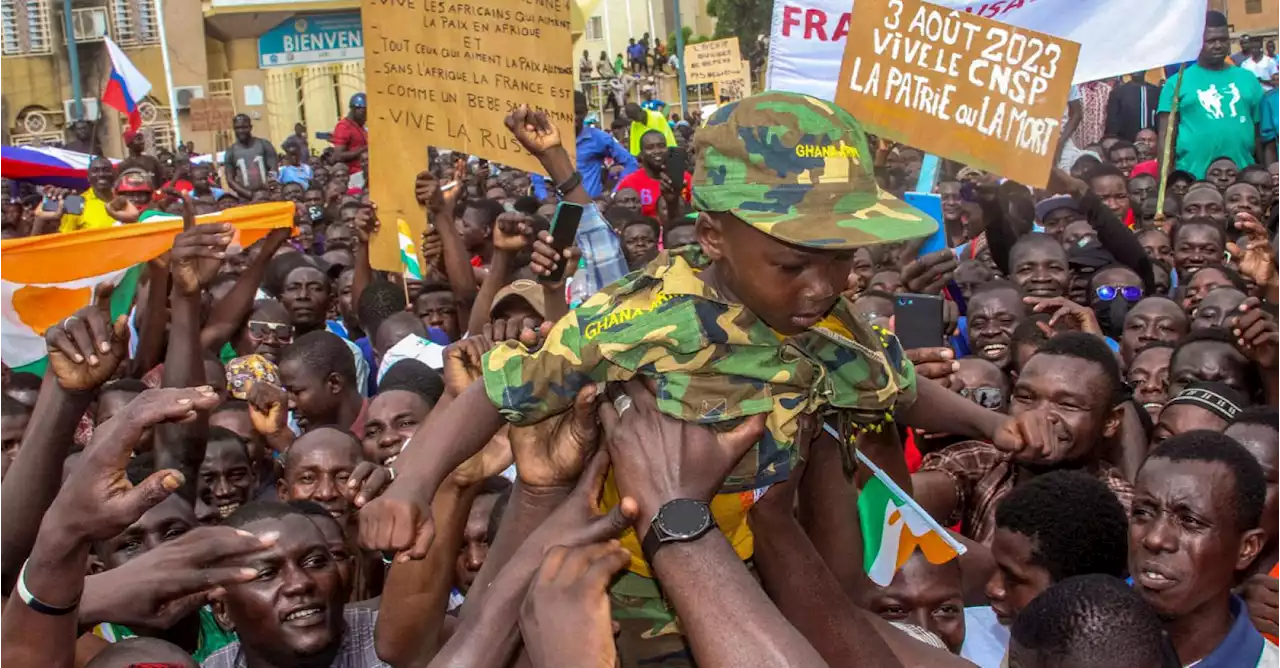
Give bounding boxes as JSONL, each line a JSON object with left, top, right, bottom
{"left": 1024, "top": 296, "right": 1103, "bottom": 336}
{"left": 48, "top": 387, "right": 222, "bottom": 543}
{"left": 45, "top": 282, "right": 130, "bottom": 392}
{"left": 598, "top": 379, "right": 766, "bottom": 525}
{"left": 510, "top": 384, "right": 603, "bottom": 488}
{"left": 170, "top": 196, "right": 233, "bottom": 295}
{"left": 1229, "top": 212, "right": 1277, "bottom": 292}
{"left": 81, "top": 525, "right": 273, "bottom": 630}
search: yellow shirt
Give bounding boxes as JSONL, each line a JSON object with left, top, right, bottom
{"left": 629, "top": 108, "right": 677, "bottom": 155}
{"left": 58, "top": 188, "right": 116, "bottom": 233}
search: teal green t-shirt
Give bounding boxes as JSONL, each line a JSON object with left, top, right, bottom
{"left": 1159, "top": 64, "right": 1265, "bottom": 178}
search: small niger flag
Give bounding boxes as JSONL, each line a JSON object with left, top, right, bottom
{"left": 398, "top": 219, "right": 422, "bottom": 280}
{"left": 1, "top": 201, "right": 293, "bottom": 375}
{"left": 822, "top": 424, "right": 966, "bottom": 587}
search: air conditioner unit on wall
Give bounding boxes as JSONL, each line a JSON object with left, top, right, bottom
{"left": 67, "top": 7, "right": 109, "bottom": 43}
{"left": 63, "top": 98, "right": 101, "bottom": 121}
{"left": 174, "top": 86, "right": 204, "bottom": 110}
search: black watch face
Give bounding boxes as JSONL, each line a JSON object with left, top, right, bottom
{"left": 656, "top": 499, "right": 711, "bottom": 540}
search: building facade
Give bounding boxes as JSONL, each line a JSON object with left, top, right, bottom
{"left": 0, "top": 0, "right": 717, "bottom": 158}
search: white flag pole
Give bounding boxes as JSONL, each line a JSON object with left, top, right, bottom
{"left": 153, "top": 0, "right": 183, "bottom": 147}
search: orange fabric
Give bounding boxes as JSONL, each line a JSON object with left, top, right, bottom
{"left": 1, "top": 201, "right": 294, "bottom": 284}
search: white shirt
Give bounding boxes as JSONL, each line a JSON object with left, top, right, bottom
{"left": 1241, "top": 55, "right": 1279, "bottom": 90}
{"left": 961, "top": 606, "right": 1010, "bottom": 667}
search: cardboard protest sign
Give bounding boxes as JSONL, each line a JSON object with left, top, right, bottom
{"left": 189, "top": 97, "right": 234, "bottom": 132}
{"left": 834, "top": 0, "right": 1079, "bottom": 186}
{"left": 714, "top": 60, "right": 753, "bottom": 103}
{"left": 361, "top": 0, "right": 575, "bottom": 271}
{"left": 684, "top": 37, "right": 742, "bottom": 85}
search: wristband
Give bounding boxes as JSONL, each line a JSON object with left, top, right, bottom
{"left": 16, "top": 560, "right": 79, "bottom": 616}
{"left": 555, "top": 171, "right": 583, "bottom": 196}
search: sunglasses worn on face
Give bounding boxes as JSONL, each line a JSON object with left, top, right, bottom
{"left": 1095, "top": 285, "right": 1144, "bottom": 302}
{"left": 248, "top": 320, "right": 293, "bottom": 342}
{"left": 960, "top": 386, "right": 1004, "bottom": 410}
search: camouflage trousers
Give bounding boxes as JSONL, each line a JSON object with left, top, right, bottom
{"left": 610, "top": 563, "right": 761, "bottom": 668}
{"left": 611, "top": 571, "right": 694, "bottom": 668}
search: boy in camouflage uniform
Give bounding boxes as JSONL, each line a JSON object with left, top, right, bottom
{"left": 364, "top": 91, "right": 1042, "bottom": 662}
{"left": 484, "top": 92, "right": 937, "bottom": 576}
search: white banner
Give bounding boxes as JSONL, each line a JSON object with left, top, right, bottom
{"left": 767, "top": 0, "right": 1207, "bottom": 99}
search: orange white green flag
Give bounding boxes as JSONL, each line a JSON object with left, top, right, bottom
{"left": 823, "top": 424, "right": 967, "bottom": 586}
{"left": 1, "top": 201, "right": 293, "bottom": 375}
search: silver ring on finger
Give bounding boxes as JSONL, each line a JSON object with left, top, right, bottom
{"left": 62, "top": 315, "right": 80, "bottom": 330}
{"left": 613, "top": 394, "right": 634, "bottom": 417}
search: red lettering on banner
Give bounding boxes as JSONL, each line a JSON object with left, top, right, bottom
{"left": 780, "top": 5, "right": 853, "bottom": 42}
{"left": 804, "top": 8, "right": 827, "bottom": 40}
{"left": 782, "top": 5, "right": 802, "bottom": 36}
{"left": 832, "top": 11, "right": 850, "bottom": 40}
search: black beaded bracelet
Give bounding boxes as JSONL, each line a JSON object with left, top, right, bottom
{"left": 555, "top": 171, "right": 583, "bottom": 196}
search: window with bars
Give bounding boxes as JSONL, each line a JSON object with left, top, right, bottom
{"left": 2, "top": 0, "right": 53, "bottom": 56}
{"left": 586, "top": 16, "right": 603, "bottom": 41}
{"left": 110, "top": 0, "right": 158, "bottom": 47}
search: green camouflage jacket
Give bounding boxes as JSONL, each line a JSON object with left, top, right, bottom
{"left": 482, "top": 247, "right": 917, "bottom": 492}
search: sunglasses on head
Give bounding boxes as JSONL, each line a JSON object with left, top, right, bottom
{"left": 247, "top": 320, "right": 293, "bottom": 342}
{"left": 1095, "top": 285, "right": 1144, "bottom": 302}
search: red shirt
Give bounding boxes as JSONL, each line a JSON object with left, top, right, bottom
{"left": 331, "top": 117, "right": 368, "bottom": 172}
{"left": 162, "top": 178, "right": 194, "bottom": 193}
{"left": 614, "top": 169, "right": 691, "bottom": 218}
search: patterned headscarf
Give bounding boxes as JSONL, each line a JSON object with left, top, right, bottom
{"left": 224, "top": 354, "right": 281, "bottom": 400}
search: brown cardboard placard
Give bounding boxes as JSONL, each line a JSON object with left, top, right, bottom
{"left": 362, "top": 0, "right": 575, "bottom": 271}
{"left": 684, "top": 37, "right": 742, "bottom": 85}
{"left": 834, "top": 0, "right": 1080, "bottom": 186}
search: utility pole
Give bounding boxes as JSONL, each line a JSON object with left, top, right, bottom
{"left": 673, "top": 0, "right": 688, "bottom": 116}
{"left": 63, "top": 0, "right": 83, "bottom": 120}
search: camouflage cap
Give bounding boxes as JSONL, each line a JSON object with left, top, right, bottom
{"left": 693, "top": 91, "right": 936, "bottom": 249}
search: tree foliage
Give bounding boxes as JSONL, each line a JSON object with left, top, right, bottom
{"left": 705, "top": 0, "right": 771, "bottom": 63}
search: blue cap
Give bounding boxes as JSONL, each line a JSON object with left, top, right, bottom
{"left": 1035, "top": 195, "right": 1080, "bottom": 222}
{"left": 349, "top": 93, "right": 367, "bottom": 108}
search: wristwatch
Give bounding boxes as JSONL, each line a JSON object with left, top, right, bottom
{"left": 640, "top": 498, "right": 714, "bottom": 564}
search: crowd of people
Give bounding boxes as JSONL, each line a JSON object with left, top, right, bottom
{"left": 0, "top": 9, "right": 1278, "bottom": 668}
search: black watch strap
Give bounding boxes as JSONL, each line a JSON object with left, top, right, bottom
{"left": 640, "top": 499, "right": 713, "bottom": 564}
{"left": 555, "top": 171, "right": 583, "bottom": 196}
{"left": 640, "top": 521, "right": 663, "bottom": 565}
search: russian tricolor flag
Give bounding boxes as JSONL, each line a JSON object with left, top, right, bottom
{"left": 101, "top": 37, "right": 152, "bottom": 133}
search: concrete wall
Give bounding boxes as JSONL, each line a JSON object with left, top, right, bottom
{"left": 1225, "top": 0, "right": 1278, "bottom": 38}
